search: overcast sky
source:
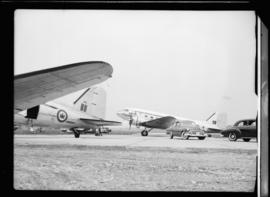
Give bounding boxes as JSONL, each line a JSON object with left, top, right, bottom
{"left": 15, "top": 10, "right": 257, "bottom": 125}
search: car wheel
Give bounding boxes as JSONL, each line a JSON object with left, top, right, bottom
{"left": 182, "top": 131, "right": 189, "bottom": 140}
{"left": 74, "top": 132, "right": 80, "bottom": 138}
{"left": 243, "top": 138, "right": 251, "bottom": 142}
{"left": 198, "top": 136, "right": 205, "bottom": 140}
{"left": 228, "top": 132, "right": 237, "bottom": 141}
{"left": 141, "top": 130, "right": 148, "bottom": 136}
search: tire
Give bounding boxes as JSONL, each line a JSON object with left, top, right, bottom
{"left": 243, "top": 138, "right": 251, "bottom": 142}
{"left": 198, "top": 137, "right": 206, "bottom": 140}
{"left": 228, "top": 132, "right": 237, "bottom": 141}
{"left": 170, "top": 133, "right": 174, "bottom": 139}
{"left": 141, "top": 130, "right": 148, "bottom": 136}
{"left": 74, "top": 132, "right": 80, "bottom": 138}
{"left": 182, "top": 131, "right": 189, "bottom": 140}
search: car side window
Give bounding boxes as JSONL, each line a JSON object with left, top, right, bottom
{"left": 237, "top": 121, "right": 244, "bottom": 126}
{"left": 243, "top": 121, "right": 250, "bottom": 126}
{"left": 250, "top": 121, "right": 256, "bottom": 126}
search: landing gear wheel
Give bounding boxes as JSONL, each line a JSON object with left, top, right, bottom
{"left": 243, "top": 138, "right": 251, "bottom": 142}
{"left": 170, "top": 133, "right": 174, "bottom": 139}
{"left": 73, "top": 130, "right": 80, "bottom": 138}
{"left": 198, "top": 136, "right": 206, "bottom": 140}
{"left": 228, "top": 132, "right": 237, "bottom": 141}
{"left": 141, "top": 130, "right": 148, "bottom": 136}
{"left": 182, "top": 131, "right": 189, "bottom": 140}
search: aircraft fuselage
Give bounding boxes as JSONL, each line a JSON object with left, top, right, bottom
{"left": 14, "top": 102, "right": 99, "bottom": 130}
{"left": 117, "top": 108, "right": 186, "bottom": 128}
{"left": 117, "top": 108, "right": 225, "bottom": 133}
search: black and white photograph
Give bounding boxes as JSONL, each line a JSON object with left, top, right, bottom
{"left": 12, "top": 4, "right": 268, "bottom": 194}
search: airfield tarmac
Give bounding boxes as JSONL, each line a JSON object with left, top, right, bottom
{"left": 14, "top": 133, "right": 257, "bottom": 150}
{"left": 14, "top": 133, "right": 257, "bottom": 191}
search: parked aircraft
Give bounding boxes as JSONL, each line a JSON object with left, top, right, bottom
{"left": 14, "top": 61, "right": 121, "bottom": 138}
{"left": 117, "top": 108, "right": 227, "bottom": 136}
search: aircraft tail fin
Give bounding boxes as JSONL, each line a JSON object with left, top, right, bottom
{"left": 206, "top": 112, "right": 228, "bottom": 129}
{"left": 73, "top": 86, "right": 106, "bottom": 119}
{"left": 205, "top": 112, "right": 216, "bottom": 122}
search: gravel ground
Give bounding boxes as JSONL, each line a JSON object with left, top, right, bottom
{"left": 14, "top": 144, "right": 257, "bottom": 191}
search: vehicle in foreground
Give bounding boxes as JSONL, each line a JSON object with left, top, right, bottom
{"left": 220, "top": 119, "right": 257, "bottom": 142}
{"left": 167, "top": 120, "right": 207, "bottom": 140}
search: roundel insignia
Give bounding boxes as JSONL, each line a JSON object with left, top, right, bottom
{"left": 57, "top": 110, "right": 68, "bottom": 122}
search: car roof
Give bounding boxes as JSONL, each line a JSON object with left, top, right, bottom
{"left": 234, "top": 119, "right": 256, "bottom": 125}
{"left": 236, "top": 119, "right": 256, "bottom": 122}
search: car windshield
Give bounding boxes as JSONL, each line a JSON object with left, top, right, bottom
{"left": 181, "top": 121, "right": 197, "bottom": 127}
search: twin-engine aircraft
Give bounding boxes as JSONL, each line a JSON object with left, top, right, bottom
{"left": 14, "top": 61, "right": 121, "bottom": 138}
{"left": 117, "top": 108, "right": 227, "bottom": 136}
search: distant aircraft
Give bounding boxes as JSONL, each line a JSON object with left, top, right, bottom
{"left": 117, "top": 108, "right": 227, "bottom": 136}
{"left": 14, "top": 61, "right": 121, "bottom": 138}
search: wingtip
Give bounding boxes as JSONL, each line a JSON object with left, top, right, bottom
{"left": 99, "top": 61, "right": 113, "bottom": 77}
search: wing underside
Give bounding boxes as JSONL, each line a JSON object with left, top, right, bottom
{"left": 140, "top": 116, "right": 176, "bottom": 129}
{"left": 14, "top": 61, "right": 113, "bottom": 113}
{"left": 80, "top": 118, "right": 122, "bottom": 126}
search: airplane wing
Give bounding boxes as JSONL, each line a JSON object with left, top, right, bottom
{"left": 14, "top": 61, "right": 113, "bottom": 113}
{"left": 140, "top": 116, "right": 176, "bottom": 129}
{"left": 80, "top": 118, "right": 122, "bottom": 126}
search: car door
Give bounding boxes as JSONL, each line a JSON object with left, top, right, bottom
{"left": 239, "top": 120, "right": 256, "bottom": 137}
{"left": 248, "top": 120, "right": 257, "bottom": 137}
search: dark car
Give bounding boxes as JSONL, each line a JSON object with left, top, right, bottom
{"left": 220, "top": 119, "right": 257, "bottom": 142}
{"left": 167, "top": 120, "right": 207, "bottom": 140}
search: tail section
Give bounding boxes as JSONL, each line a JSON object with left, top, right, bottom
{"left": 216, "top": 112, "right": 228, "bottom": 129}
{"left": 73, "top": 86, "right": 106, "bottom": 119}
{"left": 206, "top": 112, "right": 228, "bottom": 129}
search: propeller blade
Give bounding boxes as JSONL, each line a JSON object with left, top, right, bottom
{"left": 128, "top": 112, "right": 134, "bottom": 130}
{"left": 129, "top": 119, "right": 133, "bottom": 130}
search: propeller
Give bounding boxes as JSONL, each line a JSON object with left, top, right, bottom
{"left": 129, "top": 119, "right": 133, "bottom": 130}
{"left": 128, "top": 112, "right": 135, "bottom": 130}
